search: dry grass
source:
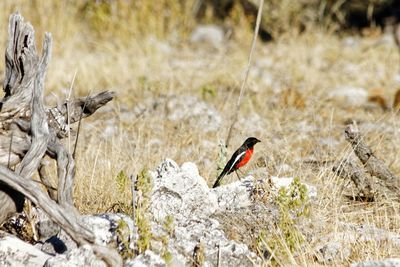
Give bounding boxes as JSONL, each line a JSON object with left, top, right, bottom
{"left": 2, "top": 0, "right": 400, "bottom": 265}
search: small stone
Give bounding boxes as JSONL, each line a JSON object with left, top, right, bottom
{"left": 190, "top": 25, "right": 225, "bottom": 48}
{"left": 328, "top": 86, "right": 368, "bottom": 107}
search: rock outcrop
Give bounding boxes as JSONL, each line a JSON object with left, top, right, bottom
{"left": 0, "top": 158, "right": 317, "bottom": 266}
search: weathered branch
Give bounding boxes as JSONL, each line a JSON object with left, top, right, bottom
{"left": 0, "top": 166, "right": 122, "bottom": 266}
{"left": 1, "top": 13, "right": 38, "bottom": 117}
{"left": 0, "top": 12, "right": 121, "bottom": 266}
{"left": 344, "top": 125, "right": 400, "bottom": 192}
{"left": 48, "top": 91, "right": 115, "bottom": 138}
{"left": 16, "top": 33, "right": 51, "bottom": 179}
{"left": 332, "top": 160, "right": 375, "bottom": 201}
{"left": 47, "top": 137, "right": 75, "bottom": 209}
{"left": 334, "top": 125, "right": 400, "bottom": 200}
{"left": 344, "top": 124, "right": 398, "bottom": 183}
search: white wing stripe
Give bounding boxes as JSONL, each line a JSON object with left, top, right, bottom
{"left": 226, "top": 151, "right": 246, "bottom": 174}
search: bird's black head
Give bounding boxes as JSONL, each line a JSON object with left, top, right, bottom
{"left": 243, "top": 137, "right": 261, "bottom": 148}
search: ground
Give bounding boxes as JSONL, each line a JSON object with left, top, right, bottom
{"left": 1, "top": 1, "right": 400, "bottom": 265}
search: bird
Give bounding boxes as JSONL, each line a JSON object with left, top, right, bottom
{"left": 213, "top": 137, "right": 261, "bottom": 188}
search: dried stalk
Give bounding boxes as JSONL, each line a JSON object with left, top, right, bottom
{"left": 225, "top": 0, "right": 264, "bottom": 147}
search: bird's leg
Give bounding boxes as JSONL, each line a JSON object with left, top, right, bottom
{"left": 238, "top": 169, "right": 245, "bottom": 176}
{"left": 235, "top": 170, "right": 242, "bottom": 181}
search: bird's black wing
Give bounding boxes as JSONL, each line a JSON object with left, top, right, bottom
{"left": 212, "top": 146, "right": 246, "bottom": 188}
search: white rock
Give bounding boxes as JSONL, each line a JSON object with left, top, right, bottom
{"left": 164, "top": 217, "right": 261, "bottom": 266}
{"left": 351, "top": 258, "right": 400, "bottom": 267}
{"left": 190, "top": 25, "right": 225, "bottom": 48}
{"left": 0, "top": 234, "right": 51, "bottom": 267}
{"left": 328, "top": 86, "right": 368, "bottom": 107}
{"left": 211, "top": 176, "right": 256, "bottom": 211}
{"left": 38, "top": 213, "right": 136, "bottom": 256}
{"left": 316, "top": 223, "right": 400, "bottom": 264}
{"left": 270, "top": 176, "right": 318, "bottom": 198}
{"left": 82, "top": 213, "right": 136, "bottom": 249}
{"left": 125, "top": 250, "right": 166, "bottom": 267}
{"left": 342, "top": 37, "right": 359, "bottom": 47}
{"left": 147, "top": 159, "right": 262, "bottom": 266}
{"left": 44, "top": 245, "right": 106, "bottom": 267}
{"left": 150, "top": 159, "right": 218, "bottom": 222}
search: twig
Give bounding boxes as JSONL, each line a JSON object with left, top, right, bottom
{"left": 72, "top": 91, "right": 92, "bottom": 159}
{"left": 66, "top": 70, "right": 77, "bottom": 153}
{"left": 225, "top": 0, "right": 264, "bottom": 147}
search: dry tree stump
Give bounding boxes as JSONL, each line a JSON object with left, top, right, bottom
{"left": 0, "top": 13, "right": 121, "bottom": 266}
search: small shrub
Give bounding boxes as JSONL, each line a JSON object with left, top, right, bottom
{"left": 116, "top": 219, "right": 135, "bottom": 259}
{"left": 115, "top": 170, "right": 129, "bottom": 193}
{"left": 257, "top": 177, "right": 311, "bottom": 262}
{"left": 135, "top": 168, "right": 153, "bottom": 254}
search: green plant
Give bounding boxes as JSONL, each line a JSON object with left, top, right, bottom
{"left": 135, "top": 168, "right": 153, "bottom": 254}
{"left": 116, "top": 219, "right": 135, "bottom": 259}
{"left": 133, "top": 168, "right": 175, "bottom": 263}
{"left": 260, "top": 178, "right": 310, "bottom": 261}
{"left": 200, "top": 84, "right": 217, "bottom": 100}
{"left": 160, "top": 215, "right": 174, "bottom": 264}
{"left": 116, "top": 170, "right": 129, "bottom": 193}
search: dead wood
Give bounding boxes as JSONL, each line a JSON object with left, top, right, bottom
{"left": 0, "top": 166, "right": 122, "bottom": 266}
{"left": 333, "top": 124, "right": 400, "bottom": 200}
{"left": 344, "top": 124, "right": 398, "bottom": 183}
{"left": 0, "top": 12, "right": 121, "bottom": 266}
{"left": 48, "top": 91, "right": 115, "bottom": 138}
{"left": 332, "top": 160, "right": 375, "bottom": 201}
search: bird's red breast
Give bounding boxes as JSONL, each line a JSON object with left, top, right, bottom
{"left": 235, "top": 147, "right": 254, "bottom": 168}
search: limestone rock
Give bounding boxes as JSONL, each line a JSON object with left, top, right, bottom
{"left": 190, "top": 25, "right": 225, "bottom": 48}
{"left": 37, "top": 213, "right": 136, "bottom": 256}
{"left": 148, "top": 159, "right": 262, "bottom": 266}
{"left": 211, "top": 177, "right": 256, "bottom": 212}
{"left": 315, "top": 223, "right": 400, "bottom": 264}
{"left": 328, "top": 86, "right": 368, "bottom": 107}
{"left": 124, "top": 250, "right": 166, "bottom": 267}
{"left": 0, "top": 233, "right": 51, "bottom": 267}
{"left": 146, "top": 159, "right": 316, "bottom": 266}
{"left": 150, "top": 159, "right": 218, "bottom": 222}
{"left": 44, "top": 245, "right": 106, "bottom": 267}
{"left": 351, "top": 259, "right": 400, "bottom": 267}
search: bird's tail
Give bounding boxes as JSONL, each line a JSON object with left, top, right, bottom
{"left": 212, "top": 171, "right": 227, "bottom": 188}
